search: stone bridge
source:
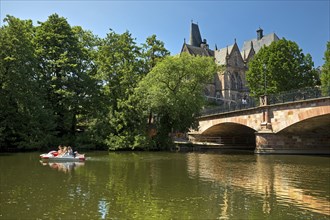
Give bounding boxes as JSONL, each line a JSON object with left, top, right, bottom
{"left": 189, "top": 96, "right": 330, "bottom": 154}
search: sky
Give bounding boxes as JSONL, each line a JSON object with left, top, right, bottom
{"left": 1, "top": 0, "right": 329, "bottom": 67}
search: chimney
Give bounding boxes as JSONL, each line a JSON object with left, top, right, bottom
{"left": 257, "top": 27, "right": 263, "bottom": 40}
{"left": 201, "top": 39, "right": 209, "bottom": 49}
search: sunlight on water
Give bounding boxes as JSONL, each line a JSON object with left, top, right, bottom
{"left": 186, "top": 153, "right": 330, "bottom": 217}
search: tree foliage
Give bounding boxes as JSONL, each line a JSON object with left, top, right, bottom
{"left": 0, "top": 16, "right": 55, "bottom": 150}
{"left": 34, "top": 14, "right": 99, "bottom": 146}
{"left": 321, "top": 41, "right": 330, "bottom": 94}
{"left": 136, "top": 53, "right": 217, "bottom": 149}
{"left": 246, "top": 38, "right": 319, "bottom": 97}
{"left": 0, "top": 13, "right": 174, "bottom": 151}
{"left": 91, "top": 30, "right": 145, "bottom": 150}
{"left": 141, "top": 34, "right": 170, "bottom": 73}
{"left": 90, "top": 31, "right": 170, "bottom": 150}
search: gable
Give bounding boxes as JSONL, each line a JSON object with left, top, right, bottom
{"left": 227, "top": 43, "right": 245, "bottom": 67}
{"left": 215, "top": 45, "right": 233, "bottom": 65}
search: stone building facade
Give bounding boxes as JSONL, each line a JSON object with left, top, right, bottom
{"left": 181, "top": 23, "right": 279, "bottom": 106}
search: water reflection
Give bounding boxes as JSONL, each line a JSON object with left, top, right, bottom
{"left": 40, "top": 161, "right": 85, "bottom": 173}
{"left": 186, "top": 153, "right": 330, "bottom": 216}
{"left": 98, "top": 199, "right": 110, "bottom": 219}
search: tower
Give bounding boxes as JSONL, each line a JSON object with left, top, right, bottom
{"left": 190, "top": 23, "right": 202, "bottom": 47}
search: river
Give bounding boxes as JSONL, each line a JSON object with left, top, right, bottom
{"left": 0, "top": 151, "right": 329, "bottom": 219}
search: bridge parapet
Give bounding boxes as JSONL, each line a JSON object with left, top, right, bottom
{"left": 201, "top": 86, "right": 330, "bottom": 117}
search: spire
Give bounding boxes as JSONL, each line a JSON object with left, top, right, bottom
{"left": 190, "top": 22, "right": 202, "bottom": 47}
{"left": 225, "top": 45, "right": 229, "bottom": 65}
{"left": 250, "top": 41, "right": 254, "bottom": 49}
{"left": 215, "top": 44, "right": 218, "bottom": 50}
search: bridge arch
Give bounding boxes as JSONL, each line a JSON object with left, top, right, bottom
{"left": 200, "top": 122, "right": 256, "bottom": 148}
{"left": 202, "top": 122, "right": 256, "bottom": 136}
{"left": 273, "top": 105, "right": 330, "bottom": 133}
{"left": 277, "top": 114, "right": 330, "bottom": 135}
{"left": 199, "top": 113, "right": 260, "bottom": 134}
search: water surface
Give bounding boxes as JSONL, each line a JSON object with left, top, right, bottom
{"left": 0, "top": 151, "right": 329, "bottom": 219}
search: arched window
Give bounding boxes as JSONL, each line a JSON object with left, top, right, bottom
{"left": 230, "top": 74, "right": 236, "bottom": 90}
{"left": 230, "top": 72, "right": 243, "bottom": 91}
{"left": 235, "top": 72, "right": 243, "bottom": 90}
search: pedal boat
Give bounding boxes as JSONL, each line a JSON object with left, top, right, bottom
{"left": 40, "top": 151, "right": 85, "bottom": 162}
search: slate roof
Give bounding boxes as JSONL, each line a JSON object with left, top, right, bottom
{"left": 241, "top": 44, "right": 255, "bottom": 61}
{"left": 190, "top": 23, "right": 203, "bottom": 47}
{"left": 214, "top": 45, "right": 234, "bottom": 65}
{"left": 183, "top": 44, "right": 214, "bottom": 57}
{"left": 242, "top": 33, "right": 280, "bottom": 54}
{"left": 240, "top": 50, "right": 247, "bottom": 60}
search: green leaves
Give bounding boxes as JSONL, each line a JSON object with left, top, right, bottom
{"left": 321, "top": 41, "right": 330, "bottom": 95}
{"left": 90, "top": 30, "right": 146, "bottom": 150}
{"left": 34, "top": 14, "right": 100, "bottom": 144}
{"left": 136, "top": 53, "right": 217, "bottom": 148}
{"left": 0, "top": 15, "right": 55, "bottom": 150}
{"left": 246, "top": 39, "right": 319, "bottom": 97}
{"left": 141, "top": 34, "right": 170, "bottom": 73}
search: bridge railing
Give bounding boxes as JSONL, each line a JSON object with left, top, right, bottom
{"left": 268, "top": 86, "right": 330, "bottom": 105}
{"left": 200, "top": 99, "right": 257, "bottom": 116}
{"left": 200, "top": 86, "right": 330, "bottom": 116}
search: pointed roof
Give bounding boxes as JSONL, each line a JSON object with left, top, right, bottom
{"left": 215, "top": 44, "right": 234, "bottom": 65}
{"left": 190, "top": 23, "right": 202, "bottom": 47}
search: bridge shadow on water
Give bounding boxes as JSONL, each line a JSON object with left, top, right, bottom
{"left": 197, "top": 149, "right": 255, "bottom": 155}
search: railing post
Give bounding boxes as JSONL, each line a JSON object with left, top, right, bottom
{"left": 259, "top": 95, "right": 272, "bottom": 131}
{"left": 259, "top": 95, "right": 268, "bottom": 106}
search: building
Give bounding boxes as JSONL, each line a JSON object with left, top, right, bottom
{"left": 181, "top": 23, "right": 280, "bottom": 106}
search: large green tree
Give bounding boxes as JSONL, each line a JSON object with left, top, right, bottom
{"left": 91, "top": 32, "right": 171, "bottom": 150}
{"left": 91, "top": 30, "right": 146, "bottom": 150}
{"left": 321, "top": 41, "right": 330, "bottom": 94}
{"left": 246, "top": 38, "right": 319, "bottom": 97}
{"left": 0, "top": 16, "right": 54, "bottom": 150}
{"left": 34, "top": 14, "right": 99, "bottom": 145}
{"left": 141, "top": 35, "right": 170, "bottom": 126}
{"left": 136, "top": 53, "right": 217, "bottom": 149}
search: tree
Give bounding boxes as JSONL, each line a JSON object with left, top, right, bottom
{"left": 34, "top": 14, "right": 98, "bottom": 145}
{"left": 0, "top": 15, "right": 54, "bottom": 150}
{"left": 136, "top": 53, "right": 217, "bottom": 149}
{"left": 321, "top": 41, "right": 330, "bottom": 94}
{"left": 92, "top": 30, "right": 146, "bottom": 150}
{"left": 246, "top": 38, "right": 319, "bottom": 97}
{"left": 60, "top": 26, "right": 102, "bottom": 148}
{"left": 141, "top": 35, "right": 170, "bottom": 126}
{"left": 141, "top": 34, "right": 170, "bottom": 74}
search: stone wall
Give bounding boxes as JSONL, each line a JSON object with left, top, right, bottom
{"left": 255, "top": 132, "right": 330, "bottom": 154}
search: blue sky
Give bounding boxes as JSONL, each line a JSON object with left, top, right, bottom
{"left": 1, "top": 0, "right": 329, "bottom": 67}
